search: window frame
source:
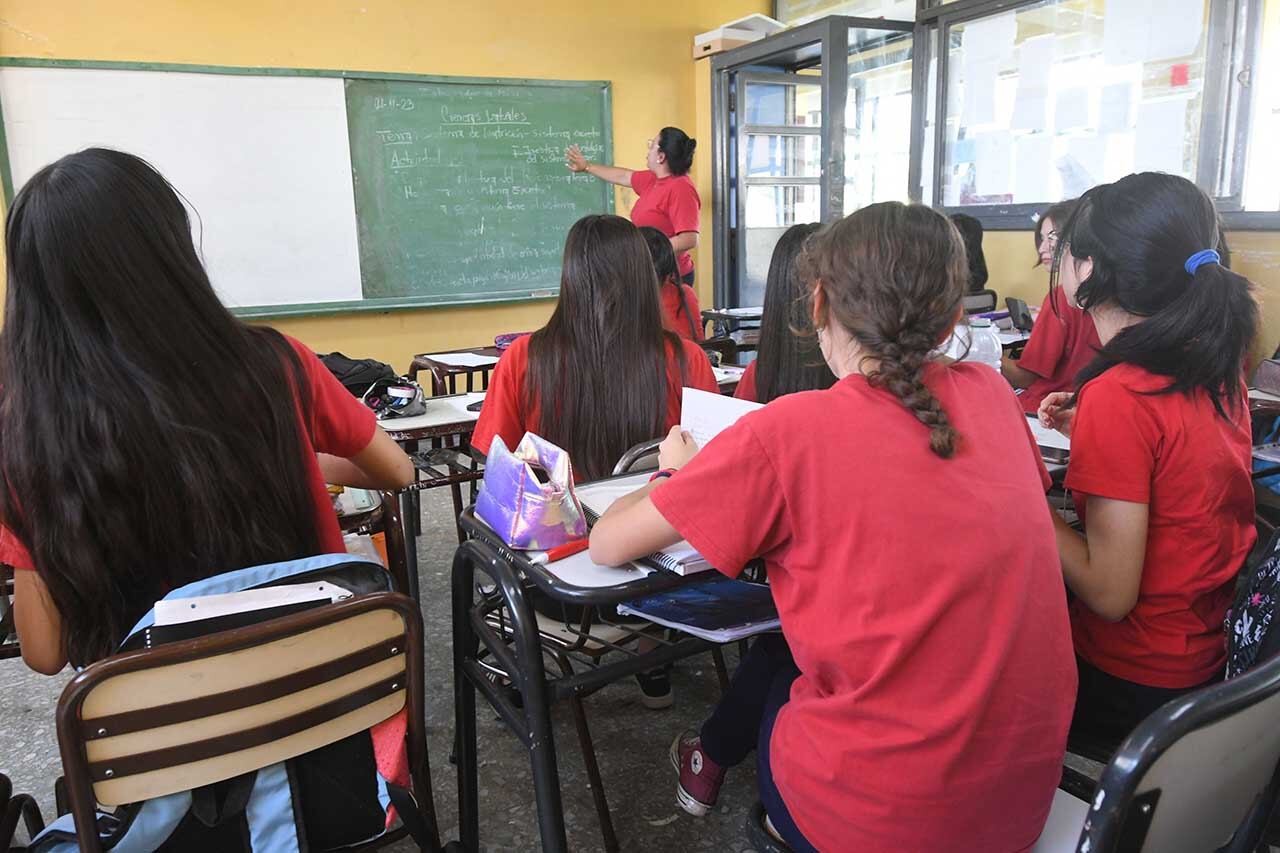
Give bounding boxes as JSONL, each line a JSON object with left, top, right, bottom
{"left": 908, "top": 0, "right": 1278, "bottom": 229}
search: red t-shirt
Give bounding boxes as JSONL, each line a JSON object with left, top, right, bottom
{"left": 1016, "top": 289, "right": 1100, "bottom": 414}
{"left": 630, "top": 170, "right": 701, "bottom": 277}
{"left": 651, "top": 363, "right": 1076, "bottom": 852}
{"left": 470, "top": 332, "right": 718, "bottom": 461}
{"left": 660, "top": 281, "right": 703, "bottom": 342}
{"left": 0, "top": 335, "right": 374, "bottom": 572}
{"left": 732, "top": 360, "right": 758, "bottom": 402}
{"left": 1066, "top": 364, "right": 1255, "bottom": 688}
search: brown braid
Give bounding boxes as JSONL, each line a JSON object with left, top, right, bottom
{"left": 803, "top": 202, "right": 967, "bottom": 458}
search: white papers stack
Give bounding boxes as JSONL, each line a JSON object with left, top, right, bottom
{"left": 680, "top": 388, "right": 763, "bottom": 447}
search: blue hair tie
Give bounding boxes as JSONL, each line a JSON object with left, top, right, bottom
{"left": 1184, "top": 249, "right": 1220, "bottom": 275}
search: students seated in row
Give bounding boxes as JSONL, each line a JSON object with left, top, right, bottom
{"left": 1, "top": 149, "right": 414, "bottom": 675}
{"left": 733, "top": 223, "right": 834, "bottom": 403}
{"left": 472, "top": 214, "right": 717, "bottom": 482}
{"left": 1002, "top": 200, "right": 1101, "bottom": 414}
{"left": 590, "top": 202, "right": 1076, "bottom": 851}
{"left": 640, "top": 225, "right": 702, "bottom": 342}
{"left": 1039, "top": 172, "right": 1258, "bottom": 751}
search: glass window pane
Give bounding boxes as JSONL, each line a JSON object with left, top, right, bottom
{"left": 777, "top": 0, "right": 915, "bottom": 25}
{"left": 744, "top": 82, "right": 822, "bottom": 126}
{"left": 746, "top": 133, "right": 821, "bottom": 178}
{"left": 845, "top": 27, "right": 914, "bottom": 214}
{"left": 741, "top": 185, "right": 821, "bottom": 305}
{"left": 941, "top": 0, "right": 1210, "bottom": 208}
{"left": 1243, "top": 0, "right": 1280, "bottom": 211}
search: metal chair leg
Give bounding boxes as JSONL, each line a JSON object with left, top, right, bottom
{"left": 554, "top": 655, "right": 619, "bottom": 853}
{"left": 711, "top": 646, "right": 731, "bottom": 694}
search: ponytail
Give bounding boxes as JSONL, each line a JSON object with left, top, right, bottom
{"left": 804, "top": 202, "right": 966, "bottom": 458}
{"left": 1057, "top": 173, "right": 1258, "bottom": 417}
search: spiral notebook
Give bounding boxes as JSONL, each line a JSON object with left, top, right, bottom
{"left": 577, "top": 475, "right": 713, "bottom": 576}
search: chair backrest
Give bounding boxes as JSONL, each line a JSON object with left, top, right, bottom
{"left": 1079, "top": 646, "right": 1280, "bottom": 852}
{"left": 612, "top": 438, "right": 664, "bottom": 476}
{"left": 0, "top": 563, "right": 19, "bottom": 660}
{"left": 962, "top": 289, "right": 998, "bottom": 314}
{"left": 56, "top": 593, "right": 423, "bottom": 822}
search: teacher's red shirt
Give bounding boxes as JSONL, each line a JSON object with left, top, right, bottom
{"left": 631, "top": 170, "right": 700, "bottom": 277}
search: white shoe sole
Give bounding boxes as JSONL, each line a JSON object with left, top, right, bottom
{"left": 640, "top": 690, "right": 674, "bottom": 710}
{"left": 669, "top": 733, "right": 714, "bottom": 817}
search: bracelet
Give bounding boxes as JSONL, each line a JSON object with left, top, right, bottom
{"left": 649, "top": 468, "right": 676, "bottom": 483}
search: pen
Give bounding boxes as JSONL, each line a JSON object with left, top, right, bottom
{"left": 545, "top": 539, "right": 589, "bottom": 562}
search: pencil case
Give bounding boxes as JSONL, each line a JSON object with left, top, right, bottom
{"left": 475, "top": 432, "right": 588, "bottom": 550}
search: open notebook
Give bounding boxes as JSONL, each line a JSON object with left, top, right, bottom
{"left": 577, "top": 475, "right": 712, "bottom": 575}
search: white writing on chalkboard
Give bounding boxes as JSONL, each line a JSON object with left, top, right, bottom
{"left": 440, "top": 106, "right": 530, "bottom": 126}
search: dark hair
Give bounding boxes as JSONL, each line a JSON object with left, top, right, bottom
{"left": 1052, "top": 172, "right": 1257, "bottom": 417}
{"left": 756, "top": 223, "right": 835, "bottom": 404}
{"left": 528, "top": 215, "right": 684, "bottom": 480}
{"left": 657, "top": 127, "right": 696, "bottom": 176}
{"left": 639, "top": 225, "right": 698, "bottom": 340}
{"left": 948, "top": 213, "right": 988, "bottom": 294}
{"left": 804, "top": 202, "right": 966, "bottom": 457}
{"left": 1034, "top": 200, "right": 1078, "bottom": 267}
{"left": 0, "top": 148, "right": 323, "bottom": 666}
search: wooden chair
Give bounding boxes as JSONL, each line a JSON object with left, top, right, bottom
{"left": 53, "top": 592, "right": 443, "bottom": 852}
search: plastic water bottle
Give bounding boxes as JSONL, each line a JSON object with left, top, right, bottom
{"left": 966, "top": 318, "right": 1004, "bottom": 371}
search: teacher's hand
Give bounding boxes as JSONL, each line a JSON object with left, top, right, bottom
{"left": 565, "top": 145, "right": 589, "bottom": 173}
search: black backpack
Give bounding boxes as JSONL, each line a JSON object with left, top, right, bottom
{"left": 1226, "top": 527, "right": 1280, "bottom": 679}
{"left": 320, "top": 352, "right": 397, "bottom": 399}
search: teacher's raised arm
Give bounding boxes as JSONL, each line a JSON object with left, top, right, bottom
{"left": 567, "top": 126, "right": 702, "bottom": 285}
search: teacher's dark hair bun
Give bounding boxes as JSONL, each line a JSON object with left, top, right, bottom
{"left": 658, "top": 127, "right": 696, "bottom": 176}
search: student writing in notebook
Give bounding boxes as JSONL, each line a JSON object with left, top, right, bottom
{"left": 640, "top": 225, "right": 702, "bottom": 342}
{"left": 1037, "top": 173, "right": 1258, "bottom": 752}
{"left": 472, "top": 214, "right": 717, "bottom": 482}
{"left": 1001, "top": 200, "right": 1101, "bottom": 414}
{"left": 1, "top": 149, "right": 414, "bottom": 675}
{"left": 732, "top": 223, "right": 834, "bottom": 403}
{"left": 590, "top": 203, "right": 1076, "bottom": 852}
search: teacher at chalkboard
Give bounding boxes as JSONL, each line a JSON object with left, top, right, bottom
{"left": 565, "top": 127, "right": 701, "bottom": 284}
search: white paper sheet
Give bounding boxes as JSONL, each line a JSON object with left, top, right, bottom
{"left": 1026, "top": 415, "right": 1071, "bottom": 452}
{"left": 1010, "top": 37, "right": 1053, "bottom": 132}
{"left": 1135, "top": 96, "right": 1190, "bottom": 175}
{"left": 429, "top": 351, "right": 500, "bottom": 368}
{"left": 1066, "top": 135, "right": 1107, "bottom": 188}
{"left": 1103, "top": 0, "right": 1150, "bottom": 66}
{"left": 717, "top": 307, "right": 764, "bottom": 317}
{"left": 713, "top": 365, "right": 746, "bottom": 385}
{"left": 1054, "top": 87, "right": 1091, "bottom": 130}
{"left": 1144, "top": 0, "right": 1204, "bottom": 60}
{"left": 1099, "top": 82, "right": 1134, "bottom": 133}
{"left": 154, "top": 582, "right": 351, "bottom": 626}
{"left": 680, "top": 388, "right": 764, "bottom": 448}
{"left": 963, "top": 12, "right": 1018, "bottom": 62}
{"left": 961, "top": 58, "right": 1000, "bottom": 127}
{"left": 1014, "top": 134, "right": 1054, "bottom": 202}
{"left": 974, "top": 133, "right": 1014, "bottom": 196}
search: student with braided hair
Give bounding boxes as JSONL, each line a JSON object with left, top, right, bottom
{"left": 590, "top": 202, "right": 1076, "bottom": 852}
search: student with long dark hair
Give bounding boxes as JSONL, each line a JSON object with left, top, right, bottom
{"left": 1038, "top": 172, "right": 1257, "bottom": 751}
{"left": 640, "top": 225, "right": 702, "bottom": 342}
{"left": 733, "top": 223, "right": 834, "bottom": 403}
{"left": 1, "top": 149, "right": 414, "bottom": 675}
{"left": 591, "top": 202, "right": 1075, "bottom": 851}
{"left": 471, "top": 214, "right": 717, "bottom": 482}
{"left": 1002, "top": 200, "right": 1101, "bottom": 414}
{"left": 948, "top": 213, "right": 989, "bottom": 295}
{"left": 566, "top": 127, "right": 701, "bottom": 284}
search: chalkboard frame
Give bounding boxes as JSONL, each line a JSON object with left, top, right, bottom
{"left": 0, "top": 57, "right": 614, "bottom": 318}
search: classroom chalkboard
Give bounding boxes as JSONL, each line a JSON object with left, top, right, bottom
{"left": 345, "top": 78, "right": 613, "bottom": 305}
{"left": 0, "top": 60, "right": 614, "bottom": 316}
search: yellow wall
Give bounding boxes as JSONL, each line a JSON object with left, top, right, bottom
{"left": 0, "top": 0, "right": 767, "bottom": 370}
{"left": 988, "top": 230, "right": 1280, "bottom": 362}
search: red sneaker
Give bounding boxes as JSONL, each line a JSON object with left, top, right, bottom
{"left": 669, "top": 730, "right": 726, "bottom": 817}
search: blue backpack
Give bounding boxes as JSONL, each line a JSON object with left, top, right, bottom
{"left": 29, "top": 553, "right": 433, "bottom": 852}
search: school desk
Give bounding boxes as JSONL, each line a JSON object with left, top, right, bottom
{"left": 450, "top": 473, "right": 722, "bottom": 853}
{"left": 334, "top": 490, "right": 414, "bottom": 601}
{"left": 408, "top": 347, "right": 502, "bottom": 396}
{"left": 0, "top": 563, "right": 17, "bottom": 659}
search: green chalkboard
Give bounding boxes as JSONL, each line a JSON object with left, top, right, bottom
{"left": 345, "top": 77, "right": 613, "bottom": 306}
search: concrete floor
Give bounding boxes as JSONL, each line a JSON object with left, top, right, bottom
{"left": 1, "top": 489, "right": 764, "bottom": 852}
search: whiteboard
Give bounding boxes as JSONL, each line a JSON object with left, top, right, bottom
{"left": 0, "top": 66, "right": 363, "bottom": 310}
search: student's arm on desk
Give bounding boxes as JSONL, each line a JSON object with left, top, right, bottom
{"left": 1052, "top": 497, "right": 1147, "bottom": 622}
{"left": 589, "top": 426, "right": 696, "bottom": 567}
{"left": 13, "top": 570, "right": 67, "bottom": 674}
{"left": 318, "top": 430, "right": 415, "bottom": 490}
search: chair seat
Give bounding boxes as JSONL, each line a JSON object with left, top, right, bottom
{"left": 534, "top": 612, "right": 642, "bottom": 653}
{"left": 1030, "top": 788, "right": 1089, "bottom": 852}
